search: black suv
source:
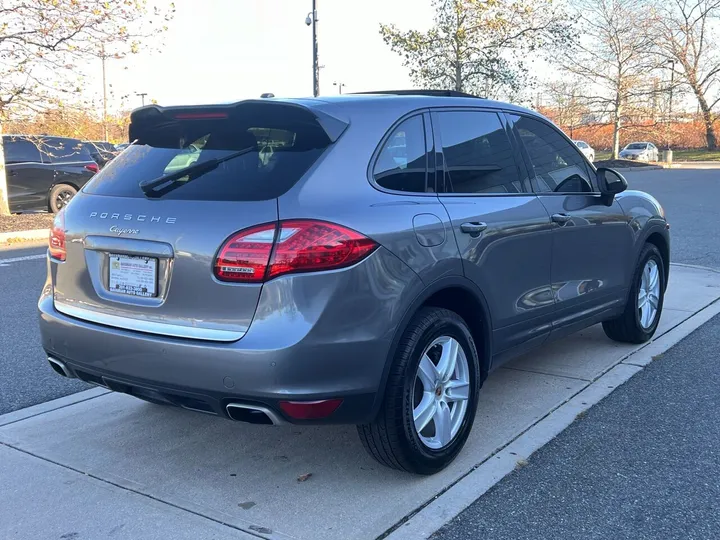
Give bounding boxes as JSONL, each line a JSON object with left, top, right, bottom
{"left": 83, "top": 141, "right": 118, "bottom": 169}
{"left": 2, "top": 135, "right": 98, "bottom": 213}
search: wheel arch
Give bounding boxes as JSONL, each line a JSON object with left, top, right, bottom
{"left": 642, "top": 227, "right": 670, "bottom": 292}
{"left": 370, "top": 276, "right": 493, "bottom": 419}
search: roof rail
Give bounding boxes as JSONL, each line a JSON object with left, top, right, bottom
{"left": 351, "top": 89, "right": 483, "bottom": 99}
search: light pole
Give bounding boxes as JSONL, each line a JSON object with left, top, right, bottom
{"left": 666, "top": 60, "right": 675, "bottom": 150}
{"left": 333, "top": 82, "right": 345, "bottom": 94}
{"left": 101, "top": 45, "right": 108, "bottom": 141}
{"left": 136, "top": 92, "right": 148, "bottom": 107}
{"left": 305, "top": 1, "right": 319, "bottom": 97}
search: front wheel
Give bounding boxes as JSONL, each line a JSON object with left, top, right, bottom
{"left": 603, "top": 243, "right": 665, "bottom": 343}
{"left": 357, "top": 307, "right": 481, "bottom": 474}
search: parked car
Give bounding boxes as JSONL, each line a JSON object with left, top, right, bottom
{"left": 84, "top": 141, "right": 118, "bottom": 169}
{"left": 38, "top": 91, "right": 670, "bottom": 474}
{"left": 573, "top": 140, "right": 595, "bottom": 162}
{"left": 619, "top": 142, "right": 659, "bottom": 162}
{"left": 2, "top": 135, "right": 98, "bottom": 213}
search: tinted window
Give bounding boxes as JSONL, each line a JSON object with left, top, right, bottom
{"left": 3, "top": 137, "right": 42, "bottom": 164}
{"left": 373, "top": 116, "right": 428, "bottom": 193}
{"left": 437, "top": 111, "right": 525, "bottom": 194}
{"left": 625, "top": 143, "right": 647, "bottom": 150}
{"left": 84, "top": 106, "right": 332, "bottom": 201}
{"left": 44, "top": 138, "right": 94, "bottom": 163}
{"left": 510, "top": 115, "right": 595, "bottom": 194}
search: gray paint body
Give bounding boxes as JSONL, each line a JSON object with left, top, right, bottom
{"left": 38, "top": 94, "right": 670, "bottom": 424}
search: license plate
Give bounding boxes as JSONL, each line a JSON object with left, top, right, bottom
{"left": 108, "top": 254, "right": 158, "bottom": 297}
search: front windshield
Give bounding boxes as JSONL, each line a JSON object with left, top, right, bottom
{"left": 625, "top": 143, "right": 647, "bottom": 150}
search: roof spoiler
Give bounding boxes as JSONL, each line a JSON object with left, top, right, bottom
{"left": 129, "top": 100, "right": 349, "bottom": 144}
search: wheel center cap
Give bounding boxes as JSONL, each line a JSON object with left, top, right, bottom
{"left": 435, "top": 386, "right": 443, "bottom": 398}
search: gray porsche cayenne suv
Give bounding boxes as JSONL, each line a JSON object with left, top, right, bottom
{"left": 39, "top": 90, "right": 670, "bottom": 474}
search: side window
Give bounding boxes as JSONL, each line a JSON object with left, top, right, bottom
{"left": 3, "top": 138, "right": 42, "bottom": 164}
{"left": 437, "top": 111, "right": 527, "bottom": 194}
{"left": 373, "top": 115, "right": 428, "bottom": 193}
{"left": 509, "top": 114, "right": 596, "bottom": 194}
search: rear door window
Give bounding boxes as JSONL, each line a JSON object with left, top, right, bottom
{"left": 372, "top": 115, "right": 429, "bottom": 193}
{"left": 436, "top": 111, "right": 527, "bottom": 194}
{"left": 3, "top": 137, "right": 42, "bottom": 164}
{"left": 84, "top": 105, "right": 333, "bottom": 201}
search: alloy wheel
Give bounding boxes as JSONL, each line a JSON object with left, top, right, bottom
{"left": 638, "top": 259, "right": 661, "bottom": 329}
{"left": 412, "top": 336, "right": 470, "bottom": 449}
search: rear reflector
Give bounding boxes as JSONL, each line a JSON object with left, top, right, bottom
{"left": 85, "top": 163, "right": 99, "bottom": 174}
{"left": 214, "top": 220, "right": 378, "bottom": 283}
{"left": 278, "top": 399, "right": 343, "bottom": 420}
{"left": 49, "top": 210, "right": 66, "bottom": 261}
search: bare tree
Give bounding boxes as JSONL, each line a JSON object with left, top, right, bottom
{"left": 543, "top": 79, "right": 591, "bottom": 139}
{"left": 380, "top": 0, "right": 571, "bottom": 99}
{"left": 560, "top": 0, "right": 660, "bottom": 158}
{"left": 652, "top": 0, "right": 720, "bottom": 149}
{"left": 0, "top": 0, "right": 174, "bottom": 215}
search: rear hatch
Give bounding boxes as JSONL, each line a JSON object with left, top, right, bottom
{"left": 51, "top": 100, "right": 347, "bottom": 341}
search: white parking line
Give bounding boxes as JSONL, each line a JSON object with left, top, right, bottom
{"left": 0, "top": 253, "right": 46, "bottom": 265}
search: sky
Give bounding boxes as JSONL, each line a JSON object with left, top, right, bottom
{"left": 93, "top": 0, "right": 438, "bottom": 111}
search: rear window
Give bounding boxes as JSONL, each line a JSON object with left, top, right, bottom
{"left": 83, "top": 105, "right": 333, "bottom": 201}
{"left": 3, "top": 137, "right": 42, "bottom": 164}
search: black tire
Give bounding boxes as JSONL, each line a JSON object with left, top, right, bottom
{"left": 49, "top": 184, "right": 77, "bottom": 213}
{"left": 357, "top": 307, "right": 481, "bottom": 475}
{"left": 603, "top": 243, "right": 665, "bottom": 344}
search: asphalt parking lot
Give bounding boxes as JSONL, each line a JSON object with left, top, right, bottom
{"left": 1, "top": 168, "right": 719, "bottom": 539}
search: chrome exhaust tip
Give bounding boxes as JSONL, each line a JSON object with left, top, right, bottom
{"left": 47, "top": 356, "right": 74, "bottom": 378}
{"left": 226, "top": 403, "right": 284, "bottom": 425}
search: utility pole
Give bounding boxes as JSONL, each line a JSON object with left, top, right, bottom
{"left": 333, "top": 82, "right": 345, "bottom": 94}
{"left": 136, "top": 93, "right": 148, "bottom": 107}
{"left": 101, "top": 45, "right": 109, "bottom": 141}
{"left": 306, "top": 1, "right": 319, "bottom": 97}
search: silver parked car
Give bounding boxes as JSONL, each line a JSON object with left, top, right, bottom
{"left": 620, "top": 142, "right": 659, "bottom": 162}
{"left": 39, "top": 90, "right": 670, "bottom": 474}
{"left": 573, "top": 140, "right": 595, "bottom": 162}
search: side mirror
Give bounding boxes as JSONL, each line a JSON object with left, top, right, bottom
{"left": 596, "top": 167, "right": 628, "bottom": 198}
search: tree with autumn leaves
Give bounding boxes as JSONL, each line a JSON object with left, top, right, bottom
{"left": 0, "top": 0, "right": 174, "bottom": 215}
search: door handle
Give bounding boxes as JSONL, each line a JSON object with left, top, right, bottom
{"left": 7, "top": 170, "right": 17, "bottom": 177}
{"left": 551, "top": 213, "right": 572, "bottom": 225}
{"left": 460, "top": 222, "right": 488, "bottom": 236}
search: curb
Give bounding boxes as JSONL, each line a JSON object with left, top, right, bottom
{"left": 609, "top": 165, "right": 664, "bottom": 172}
{"left": 384, "top": 295, "right": 720, "bottom": 540}
{"left": 0, "top": 228, "right": 49, "bottom": 245}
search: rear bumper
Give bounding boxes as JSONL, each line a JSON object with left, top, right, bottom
{"left": 38, "top": 247, "right": 423, "bottom": 424}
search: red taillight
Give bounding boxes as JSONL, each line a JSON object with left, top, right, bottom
{"left": 49, "top": 211, "right": 66, "bottom": 261}
{"left": 214, "top": 223, "right": 277, "bottom": 282}
{"left": 214, "top": 220, "right": 378, "bottom": 283}
{"left": 85, "top": 163, "right": 99, "bottom": 174}
{"left": 278, "top": 399, "right": 343, "bottom": 420}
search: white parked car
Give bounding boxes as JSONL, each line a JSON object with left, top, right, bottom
{"left": 619, "top": 142, "right": 659, "bottom": 162}
{"left": 573, "top": 140, "right": 595, "bottom": 162}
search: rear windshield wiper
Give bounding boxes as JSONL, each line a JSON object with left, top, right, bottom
{"left": 139, "top": 146, "right": 255, "bottom": 198}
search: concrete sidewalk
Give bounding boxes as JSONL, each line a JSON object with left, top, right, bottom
{"left": 1, "top": 264, "right": 720, "bottom": 540}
